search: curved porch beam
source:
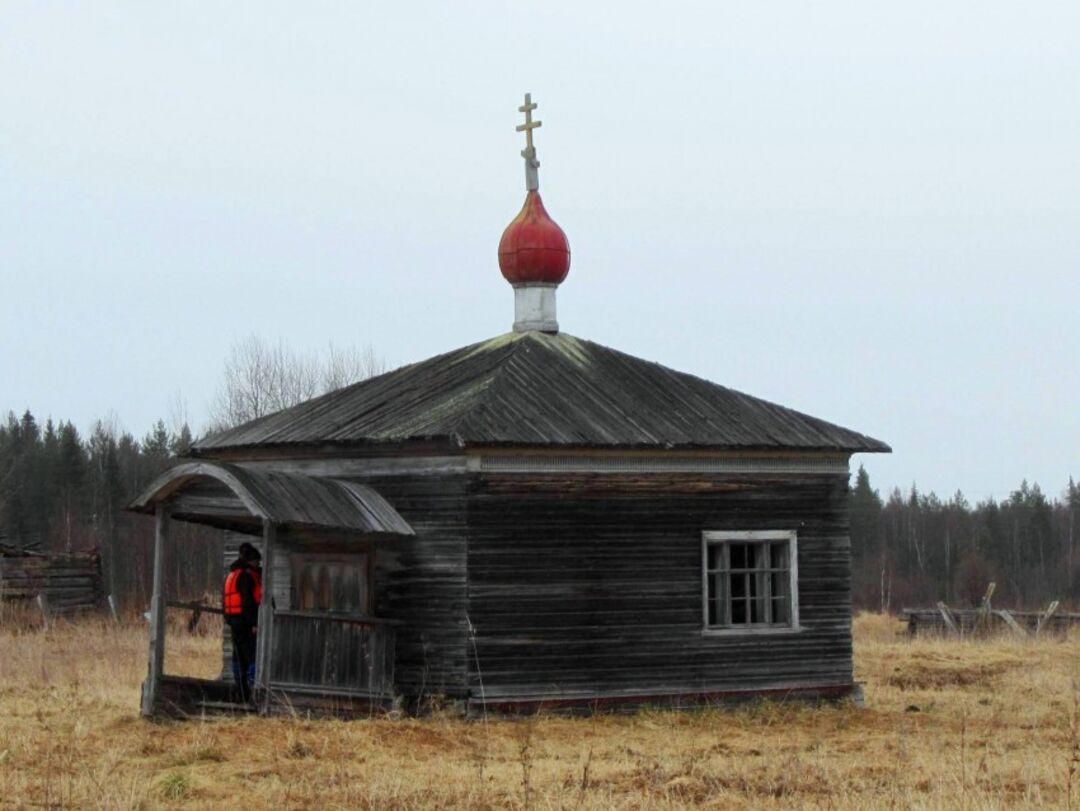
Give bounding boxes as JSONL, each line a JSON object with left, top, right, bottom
{"left": 127, "top": 460, "right": 415, "bottom": 536}
{"left": 128, "top": 461, "right": 272, "bottom": 522}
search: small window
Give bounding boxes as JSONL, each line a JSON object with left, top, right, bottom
{"left": 703, "top": 531, "right": 799, "bottom": 631}
{"left": 293, "top": 554, "right": 369, "bottom": 614}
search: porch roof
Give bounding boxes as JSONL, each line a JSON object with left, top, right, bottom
{"left": 127, "top": 461, "right": 415, "bottom": 537}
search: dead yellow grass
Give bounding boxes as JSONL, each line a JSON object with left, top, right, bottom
{"left": 0, "top": 612, "right": 1078, "bottom": 809}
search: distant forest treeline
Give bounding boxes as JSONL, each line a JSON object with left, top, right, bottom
{"left": 0, "top": 410, "right": 217, "bottom": 611}
{"left": 1, "top": 408, "right": 1077, "bottom": 612}
{"left": 850, "top": 466, "right": 1078, "bottom": 611}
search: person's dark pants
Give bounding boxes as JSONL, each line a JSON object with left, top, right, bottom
{"left": 229, "top": 621, "right": 257, "bottom": 702}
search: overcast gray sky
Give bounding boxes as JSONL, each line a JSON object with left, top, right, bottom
{"left": 1, "top": 2, "right": 1077, "bottom": 501}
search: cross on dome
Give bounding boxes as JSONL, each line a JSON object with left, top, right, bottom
{"left": 499, "top": 92, "right": 570, "bottom": 333}
{"left": 516, "top": 93, "right": 542, "bottom": 191}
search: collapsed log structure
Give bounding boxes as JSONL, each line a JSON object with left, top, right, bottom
{"left": 0, "top": 542, "right": 104, "bottom": 616}
{"left": 902, "top": 607, "right": 1080, "bottom": 637}
{"left": 903, "top": 584, "right": 1079, "bottom": 637}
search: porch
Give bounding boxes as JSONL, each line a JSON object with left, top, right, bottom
{"left": 152, "top": 607, "right": 399, "bottom": 717}
{"left": 128, "top": 461, "right": 414, "bottom": 718}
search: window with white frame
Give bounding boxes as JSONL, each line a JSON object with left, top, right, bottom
{"left": 702, "top": 531, "right": 799, "bottom": 630}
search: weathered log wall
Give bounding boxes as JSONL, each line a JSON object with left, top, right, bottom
{"left": 465, "top": 472, "right": 853, "bottom": 711}
{"left": 363, "top": 474, "right": 469, "bottom": 704}
{"left": 203, "top": 457, "right": 855, "bottom": 713}
{"left": 0, "top": 551, "right": 103, "bottom": 614}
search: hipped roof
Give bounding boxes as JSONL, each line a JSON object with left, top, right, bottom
{"left": 194, "top": 331, "right": 890, "bottom": 455}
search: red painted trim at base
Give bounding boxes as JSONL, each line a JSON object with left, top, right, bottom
{"left": 471, "top": 683, "right": 856, "bottom": 715}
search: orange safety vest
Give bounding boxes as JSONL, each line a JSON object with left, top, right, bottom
{"left": 223, "top": 566, "right": 262, "bottom": 616}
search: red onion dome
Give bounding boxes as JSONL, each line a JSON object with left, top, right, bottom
{"left": 498, "top": 191, "right": 571, "bottom": 285}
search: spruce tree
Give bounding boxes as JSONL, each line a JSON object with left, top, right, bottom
{"left": 56, "top": 421, "right": 86, "bottom": 552}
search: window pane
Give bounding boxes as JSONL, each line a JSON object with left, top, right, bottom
{"left": 748, "top": 570, "right": 762, "bottom": 599}
{"left": 771, "top": 571, "right": 789, "bottom": 602}
{"left": 707, "top": 544, "right": 725, "bottom": 571}
{"left": 338, "top": 566, "right": 359, "bottom": 612}
{"left": 730, "top": 543, "right": 748, "bottom": 570}
{"left": 707, "top": 598, "right": 718, "bottom": 625}
{"left": 711, "top": 572, "right": 727, "bottom": 616}
{"left": 731, "top": 599, "right": 747, "bottom": 624}
{"left": 751, "top": 543, "right": 767, "bottom": 571}
{"left": 750, "top": 594, "right": 766, "bottom": 623}
{"left": 772, "top": 597, "right": 789, "bottom": 624}
{"left": 731, "top": 572, "right": 746, "bottom": 599}
{"left": 300, "top": 570, "right": 315, "bottom": 610}
{"left": 317, "top": 567, "right": 331, "bottom": 610}
{"left": 770, "top": 542, "right": 789, "bottom": 570}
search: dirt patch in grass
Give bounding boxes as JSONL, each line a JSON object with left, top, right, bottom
{"left": 884, "top": 650, "right": 1028, "bottom": 691}
{"left": 886, "top": 661, "right": 1011, "bottom": 690}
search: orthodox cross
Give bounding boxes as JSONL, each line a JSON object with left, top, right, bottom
{"left": 516, "top": 93, "right": 542, "bottom": 191}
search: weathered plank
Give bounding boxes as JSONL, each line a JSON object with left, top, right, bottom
{"left": 142, "top": 505, "right": 169, "bottom": 717}
{"left": 256, "top": 520, "right": 277, "bottom": 709}
{"left": 270, "top": 611, "right": 395, "bottom": 695}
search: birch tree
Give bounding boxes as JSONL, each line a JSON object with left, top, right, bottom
{"left": 208, "top": 335, "right": 385, "bottom": 431}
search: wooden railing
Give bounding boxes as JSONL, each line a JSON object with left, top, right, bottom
{"left": 269, "top": 611, "right": 396, "bottom": 697}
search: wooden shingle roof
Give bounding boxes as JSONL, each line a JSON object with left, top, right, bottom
{"left": 193, "top": 332, "right": 890, "bottom": 455}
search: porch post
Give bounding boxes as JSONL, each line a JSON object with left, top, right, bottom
{"left": 255, "top": 520, "right": 277, "bottom": 710}
{"left": 141, "top": 503, "right": 169, "bottom": 716}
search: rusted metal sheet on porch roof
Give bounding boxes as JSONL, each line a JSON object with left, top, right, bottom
{"left": 193, "top": 331, "right": 891, "bottom": 455}
{"left": 127, "top": 461, "right": 414, "bottom": 536}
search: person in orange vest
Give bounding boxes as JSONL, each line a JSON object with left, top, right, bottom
{"left": 223, "top": 542, "right": 262, "bottom": 702}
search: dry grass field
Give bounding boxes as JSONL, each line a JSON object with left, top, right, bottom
{"left": 0, "top": 610, "right": 1077, "bottom": 810}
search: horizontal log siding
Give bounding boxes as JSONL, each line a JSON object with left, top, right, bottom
{"left": 361, "top": 474, "right": 469, "bottom": 700}
{"left": 0, "top": 554, "right": 103, "bottom": 612}
{"left": 465, "top": 472, "right": 852, "bottom": 705}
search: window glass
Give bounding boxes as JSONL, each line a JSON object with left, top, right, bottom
{"left": 293, "top": 555, "right": 369, "bottom": 614}
{"left": 772, "top": 596, "right": 789, "bottom": 624}
{"left": 731, "top": 572, "right": 746, "bottom": 599}
{"left": 704, "top": 534, "right": 795, "bottom": 630}
{"left": 750, "top": 571, "right": 767, "bottom": 622}
{"left": 731, "top": 598, "right": 747, "bottom": 624}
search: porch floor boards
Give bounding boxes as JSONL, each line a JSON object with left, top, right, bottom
{"left": 148, "top": 675, "right": 396, "bottom": 719}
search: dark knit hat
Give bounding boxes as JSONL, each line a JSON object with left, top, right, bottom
{"left": 237, "top": 542, "right": 262, "bottom": 562}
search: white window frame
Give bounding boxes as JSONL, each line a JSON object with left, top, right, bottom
{"left": 701, "top": 530, "right": 801, "bottom": 635}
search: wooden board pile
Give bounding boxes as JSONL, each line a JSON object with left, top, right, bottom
{"left": 0, "top": 542, "right": 104, "bottom": 616}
